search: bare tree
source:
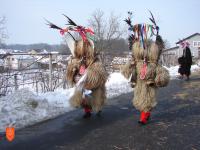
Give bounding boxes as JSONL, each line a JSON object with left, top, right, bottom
{"left": 164, "top": 39, "right": 171, "bottom": 49}
{"left": 88, "top": 9, "right": 124, "bottom": 51}
{"left": 88, "top": 9, "right": 106, "bottom": 51}
{"left": 0, "top": 16, "right": 8, "bottom": 46}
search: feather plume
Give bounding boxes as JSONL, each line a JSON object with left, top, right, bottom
{"left": 63, "top": 14, "right": 77, "bottom": 26}
{"left": 148, "top": 11, "right": 159, "bottom": 35}
{"left": 149, "top": 11, "right": 156, "bottom": 26}
{"left": 45, "top": 19, "right": 62, "bottom": 30}
{"left": 124, "top": 18, "right": 132, "bottom": 27}
{"left": 124, "top": 11, "right": 133, "bottom": 27}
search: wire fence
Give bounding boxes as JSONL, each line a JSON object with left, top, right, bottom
{"left": 0, "top": 53, "right": 69, "bottom": 96}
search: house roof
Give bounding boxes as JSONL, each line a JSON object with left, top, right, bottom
{"left": 11, "top": 55, "right": 35, "bottom": 60}
{"left": 0, "top": 49, "right": 22, "bottom": 54}
{"left": 0, "top": 49, "right": 7, "bottom": 54}
{"left": 29, "top": 49, "right": 43, "bottom": 53}
{"left": 163, "top": 46, "right": 179, "bottom": 52}
{"left": 176, "top": 33, "right": 200, "bottom": 44}
{"left": 29, "top": 49, "right": 51, "bottom": 54}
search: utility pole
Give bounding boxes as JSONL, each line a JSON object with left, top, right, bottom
{"left": 14, "top": 74, "right": 18, "bottom": 91}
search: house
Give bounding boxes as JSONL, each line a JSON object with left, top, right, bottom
{"left": 0, "top": 49, "right": 42, "bottom": 70}
{"left": 176, "top": 33, "right": 200, "bottom": 58}
{"left": 0, "top": 49, "right": 7, "bottom": 71}
{"left": 28, "top": 49, "right": 59, "bottom": 64}
{"left": 28, "top": 49, "right": 48, "bottom": 55}
{"left": 161, "top": 33, "right": 200, "bottom": 66}
{"left": 161, "top": 46, "right": 179, "bottom": 66}
{"left": 0, "top": 49, "right": 11, "bottom": 71}
{"left": 4, "top": 54, "right": 38, "bottom": 70}
{"left": 0, "top": 49, "right": 7, "bottom": 54}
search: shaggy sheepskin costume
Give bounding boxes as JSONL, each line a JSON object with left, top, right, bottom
{"left": 47, "top": 15, "right": 108, "bottom": 118}
{"left": 122, "top": 12, "right": 170, "bottom": 124}
{"left": 66, "top": 39, "right": 108, "bottom": 118}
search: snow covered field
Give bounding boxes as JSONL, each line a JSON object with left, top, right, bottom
{"left": 166, "top": 64, "right": 200, "bottom": 79}
{"left": 0, "top": 64, "right": 200, "bottom": 132}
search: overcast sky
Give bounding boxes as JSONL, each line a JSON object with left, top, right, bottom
{"left": 1, "top": 0, "right": 200, "bottom": 46}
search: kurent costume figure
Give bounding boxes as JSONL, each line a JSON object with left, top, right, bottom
{"left": 121, "top": 11, "right": 170, "bottom": 125}
{"left": 47, "top": 15, "right": 108, "bottom": 118}
{"left": 178, "top": 41, "right": 192, "bottom": 81}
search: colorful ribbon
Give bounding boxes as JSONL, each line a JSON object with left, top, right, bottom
{"left": 79, "top": 65, "right": 86, "bottom": 75}
{"left": 140, "top": 62, "right": 147, "bottom": 80}
{"left": 59, "top": 26, "right": 95, "bottom": 42}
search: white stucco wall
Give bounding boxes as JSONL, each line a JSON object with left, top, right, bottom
{"left": 177, "top": 34, "right": 200, "bottom": 58}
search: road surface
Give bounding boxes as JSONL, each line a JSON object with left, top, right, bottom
{"left": 0, "top": 77, "right": 200, "bottom": 150}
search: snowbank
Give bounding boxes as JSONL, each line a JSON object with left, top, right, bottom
{"left": 0, "top": 72, "right": 132, "bottom": 132}
{"left": 165, "top": 64, "right": 200, "bottom": 79}
{"left": 106, "top": 72, "right": 132, "bottom": 98}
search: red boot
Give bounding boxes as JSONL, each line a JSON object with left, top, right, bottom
{"left": 138, "top": 111, "right": 151, "bottom": 125}
{"left": 83, "top": 105, "right": 92, "bottom": 118}
{"left": 81, "top": 99, "right": 92, "bottom": 118}
{"left": 82, "top": 104, "right": 92, "bottom": 118}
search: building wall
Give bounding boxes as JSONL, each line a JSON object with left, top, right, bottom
{"left": 162, "top": 34, "right": 200, "bottom": 66}
{"left": 18, "top": 59, "right": 38, "bottom": 69}
{"left": 4, "top": 56, "right": 38, "bottom": 70}
{"left": 4, "top": 56, "right": 19, "bottom": 69}
{"left": 177, "top": 35, "right": 200, "bottom": 58}
{"left": 161, "top": 47, "right": 179, "bottom": 66}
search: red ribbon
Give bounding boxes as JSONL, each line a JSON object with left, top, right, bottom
{"left": 59, "top": 28, "right": 68, "bottom": 35}
{"left": 140, "top": 63, "right": 147, "bottom": 80}
{"left": 59, "top": 26, "right": 94, "bottom": 42}
{"left": 73, "top": 27, "right": 94, "bottom": 42}
{"left": 79, "top": 65, "right": 86, "bottom": 75}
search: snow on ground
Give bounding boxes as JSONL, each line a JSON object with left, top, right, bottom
{"left": 0, "top": 88, "right": 75, "bottom": 132}
{"left": 166, "top": 64, "right": 200, "bottom": 79}
{"left": 0, "top": 64, "right": 200, "bottom": 132}
{"left": 106, "top": 72, "right": 132, "bottom": 98}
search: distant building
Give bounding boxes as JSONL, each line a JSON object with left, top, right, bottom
{"left": 0, "top": 49, "right": 7, "bottom": 54}
{"left": 161, "top": 33, "right": 200, "bottom": 66}
{"left": 161, "top": 46, "right": 179, "bottom": 66}
{"left": 0, "top": 49, "right": 7, "bottom": 71}
{"left": 28, "top": 49, "right": 48, "bottom": 55}
{"left": 175, "top": 33, "right": 200, "bottom": 58}
{"left": 28, "top": 49, "right": 59, "bottom": 61}
{"left": 4, "top": 55, "right": 38, "bottom": 70}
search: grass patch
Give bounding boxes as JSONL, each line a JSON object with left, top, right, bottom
{"left": 173, "top": 92, "right": 189, "bottom": 100}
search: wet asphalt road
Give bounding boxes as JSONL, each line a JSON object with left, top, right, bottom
{"left": 0, "top": 78, "right": 200, "bottom": 150}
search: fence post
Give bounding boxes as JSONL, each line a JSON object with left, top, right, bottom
{"left": 49, "top": 53, "right": 53, "bottom": 91}
{"left": 62, "top": 69, "right": 67, "bottom": 89}
{"left": 14, "top": 74, "right": 18, "bottom": 91}
{"left": 36, "top": 80, "right": 38, "bottom": 94}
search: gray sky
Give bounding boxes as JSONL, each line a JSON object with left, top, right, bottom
{"left": 1, "top": 0, "right": 200, "bottom": 46}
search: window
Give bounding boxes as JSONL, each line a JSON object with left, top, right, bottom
{"left": 193, "top": 41, "right": 200, "bottom": 47}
